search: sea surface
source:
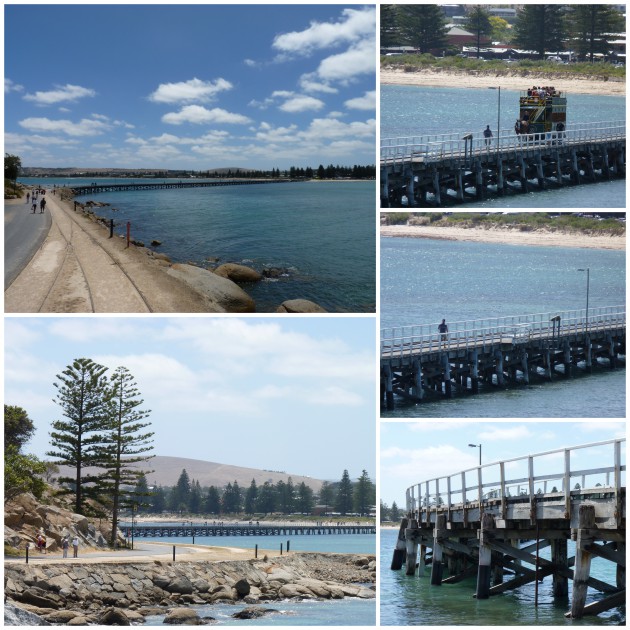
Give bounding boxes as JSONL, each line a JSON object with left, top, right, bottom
{"left": 18, "top": 178, "right": 376, "bottom": 312}
{"left": 381, "top": 85, "right": 626, "bottom": 208}
{"left": 380, "top": 528, "right": 624, "bottom": 626}
{"left": 380, "top": 236, "right": 626, "bottom": 418}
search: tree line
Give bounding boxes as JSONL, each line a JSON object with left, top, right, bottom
{"left": 132, "top": 468, "right": 375, "bottom": 517}
{"left": 382, "top": 5, "right": 625, "bottom": 62}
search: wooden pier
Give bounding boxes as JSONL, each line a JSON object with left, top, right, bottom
{"left": 121, "top": 523, "right": 376, "bottom": 538}
{"left": 381, "top": 306, "right": 625, "bottom": 410}
{"left": 390, "top": 439, "right": 626, "bottom": 620}
{"left": 381, "top": 121, "right": 625, "bottom": 207}
{"left": 68, "top": 179, "right": 296, "bottom": 196}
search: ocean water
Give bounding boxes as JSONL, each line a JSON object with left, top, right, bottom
{"left": 18, "top": 178, "right": 376, "bottom": 312}
{"left": 380, "top": 236, "right": 626, "bottom": 418}
{"left": 380, "top": 529, "right": 624, "bottom": 626}
{"left": 381, "top": 85, "right": 626, "bottom": 208}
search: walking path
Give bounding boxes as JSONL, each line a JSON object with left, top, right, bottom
{"left": 4, "top": 192, "right": 214, "bottom": 313}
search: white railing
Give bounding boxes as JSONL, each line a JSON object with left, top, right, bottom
{"left": 405, "top": 439, "right": 626, "bottom": 523}
{"left": 381, "top": 306, "right": 625, "bottom": 359}
{"left": 381, "top": 120, "right": 626, "bottom": 168}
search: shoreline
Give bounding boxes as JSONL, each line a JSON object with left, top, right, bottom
{"left": 380, "top": 68, "right": 626, "bottom": 96}
{"left": 380, "top": 224, "right": 626, "bottom": 250}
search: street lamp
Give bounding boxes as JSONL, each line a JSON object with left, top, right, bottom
{"left": 578, "top": 268, "right": 590, "bottom": 333}
{"left": 488, "top": 86, "right": 501, "bottom": 148}
{"left": 468, "top": 443, "right": 482, "bottom": 466}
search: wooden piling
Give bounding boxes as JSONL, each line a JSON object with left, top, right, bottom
{"left": 475, "top": 513, "right": 495, "bottom": 599}
{"left": 570, "top": 504, "right": 596, "bottom": 618}
{"left": 430, "top": 515, "right": 446, "bottom": 585}
{"left": 551, "top": 538, "right": 569, "bottom": 598}
{"left": 406, "top": 519, "right": 419, "bottom": 575}
{"left": 391, "top": 518, "right": 408, "bottom": 570}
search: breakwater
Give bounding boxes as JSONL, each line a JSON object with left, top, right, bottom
{"left": 5, "top": 553, "right": 375, "bottom": 625}
{"left": 125, "top": 524, "right": 376, "bottom": 537}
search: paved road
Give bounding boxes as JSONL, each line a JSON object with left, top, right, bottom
{"left": 4, "top": 198, "right": 52, "bottom": 289}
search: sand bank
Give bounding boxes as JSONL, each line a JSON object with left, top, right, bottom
{"left": 380, "top": 224, "right": 625, "bottom": 250}
{"left": 380, "top": 68, "right": 626, "bottom": 97}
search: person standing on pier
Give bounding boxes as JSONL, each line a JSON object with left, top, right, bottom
{"left": 40, "top": 197, "right": 46, "bottom": 213}
{"left": 438, "top": 319, "right": 449, "bottom": 345}
{"left": 483, "top": 125, "right": 493, "bottom": 145}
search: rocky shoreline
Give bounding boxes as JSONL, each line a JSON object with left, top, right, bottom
{"left": 5, "top": 553, "right": 375, "bottom": 625}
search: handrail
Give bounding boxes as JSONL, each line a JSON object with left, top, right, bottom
{"left": 405, "top": 439, "right": 626, "bottom": 523}
{"left": 381, "top": 306, "right": 625, "bottom": 359}
{"left": 381, "top": 120, "right": 626, "bottom": 167}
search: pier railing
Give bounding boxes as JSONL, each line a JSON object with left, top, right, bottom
{"left": 381, "top": 120, "right": 626, "bottom": 167}
{"left": 381, "top": 305, "right": 625, "bottom": 359}
{"left": 405, "top": 439, "right": 626, "bottom": 523}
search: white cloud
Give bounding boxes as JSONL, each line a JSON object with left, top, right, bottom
{"left": 345, "top": 90, "right": 376, "bottom": 111}
{"left": 148, "top": 78, "right": 232, "bottom": 104}
{"left": 18, "top": 117, "right": 109, "bottom": 136}
{"left": 162, "top": 105, "right": 251, "bottom": 125}
{"left": 316, "top": 37, "right": 376, "bottom": 82}
{"left": 272, "top": 7, "right": 375, "bottom": 56}
{"left": 299, "top": 75, "right": 339, "bottom": 94}
{"left": 279, "top": 95, "right": 325, "bottom": 113}
{"left": 23, "top": 83, "right": 96, "bottom": 105}
{"left": 5, "top": 78, "right": 24, "bottom": 93}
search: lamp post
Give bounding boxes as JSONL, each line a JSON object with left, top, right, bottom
{"left": 488, "top": 86, "right": 501, "bottom": 148}
{"left": 468, "top": 443, "right": 482, "bottom": 466}
{"left": 578, "top": 268, "right": 590, "bottom": 333}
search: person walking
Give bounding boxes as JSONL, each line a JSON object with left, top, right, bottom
{"left": 438, "top": 319, "right": 449, "bottom": 345}
{"left": 40, "top": 197, "right": 46, "bottom": 213}
{"left": 62, "top": 537, "right": 69, "bottom": 558}
{"left": 483, "top": 125, "right": 493, "bottom": 146}
{"left": 26, "top": 191, "right": 30, "bottom": 204}
{"left": 32, "top": 201, "right": 37, "bottom": 214}
{"left": 72, "top": 535, "right": 79, "bottom": 558}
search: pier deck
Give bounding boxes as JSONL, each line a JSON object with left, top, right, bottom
{"left": 391, "top": 439, "right": 626, "bottom": 620}
{"left": 381, "top": 121, "right": 625, "bottom": 206}
{"left": 381, "top": 306, "right": 625, "bottom": 409}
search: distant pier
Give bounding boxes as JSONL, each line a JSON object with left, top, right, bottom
{"left": 381, "top": 306, "right": 626, "bottom": 409}
{"left": 68, "top": 179, "right": 296, "bottom": 196}
{"left": 381, "top": 121, "right": 625, "bottom": 207}
{"left": 391, "top": 438, "right": 626, "bottom": 620}
{"left": 122, "top": 523, "right": 375, "bottom": 537}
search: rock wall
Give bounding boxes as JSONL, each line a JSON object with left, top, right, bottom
{"left": 5, "top": 553, "right": 375, "bottom": 625}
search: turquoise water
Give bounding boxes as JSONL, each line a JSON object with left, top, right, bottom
{"left": 380, "top": 236, "right": 626, "bottom": 417}
{"left": 18, "top": 178, "right": 376, "bottom": 312}
{"left": 380, "top": 529, "right": 624, "bottom": 626}
{"left": 381, "top": 85, "right": 626, "bottom": 208}
{"left": 144, "top": 596, "right": 375, "bottom": 626}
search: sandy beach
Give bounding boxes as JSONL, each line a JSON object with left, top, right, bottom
{"left": 380, "top": 68, "right": 626, "bottom": 97}
{"left": 380, "top": 224, "right": 626, "bottom": 250}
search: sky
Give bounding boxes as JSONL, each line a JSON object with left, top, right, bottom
{"left": 4, "top": 316, "right": 376, "bottom": 481}
{"left": 381, "top": 421, "right": 626, "bottom": 508}
{"left": 4, "top": 3, "right": 376, "bottom": 170}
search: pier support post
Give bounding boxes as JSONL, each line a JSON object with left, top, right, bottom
{"left": 381, "top": 167, "right": 389, "bottom": 207}
{"left": 391, "top": 518, "right": 408, "bottom": 570}
{"left": 563, "top": 341, "right": 572, "bottom": 378}
{"left": 584, "top": 335, "right": 592, "bottom": 372}
{"left": 570, "top": 505, "right": 595, "bottom": 618}
{"left": 616, "top": 541, "right": 625, "bottom": 588}
{"left": 432, "top": 168, "right": 442, "bottom": 206}
{"left": 602, "top": 145, "right": 611, "bottom": 180}
{"left": 494, "top": 350, "right": 504, "bottom": 387}
{"left": 430, "top": 515, "right": 446, "bottom": 585}
{"left": 384, "top": 364, "right": 394, "bottom": 410}
{"left": 535, "top": 153, "right": 546, "bottom": 189}
{"left": 442, "top": 353, "right": 452, "bottom": 398}
{"left": 585, "top": 150, "right": 595, "bottom": 181}
{"left": 412, "top": 360, "right": 423, "bottom": 400}
{"left": 405, "top": 519, "right": 419, "bottom": 575}
{"left": 474, "top": 160, "right": 484, "bottom": 200}
{"left": 555, "top": 151, "right": 563, "bottom": 186}
{"left": 496, "top": 158, "right": 504, "bottom": 196}
{"left": 606, "top": 334, "right": 617, "bottom": 369}
{"left": 571, "top": 149, "right": 582, "bottom": 185}
{"left": 456, "top": 169, "right": 464, "bottom": 202}
{"left": 518, "top": 155, "right": 529, "bottom": 192}
{"left": 469, "top": 351, "right": 479, "bottom": 394}
{"left": 544, "top": 348, "right": 553, "bottom": 381}
{"left": 521, "top": 350, "right": 529, "bottom": 384}
{"left": 476, "top": 513, "right": 495, "bottom": 599}
{"left": 551, "top": 538, "right": 569, "bottom": 599}
{"left": 418, "top": 543, "right": 427, "bottom": 577}
{"left": 404, "top": 166, "right": 416, "bottom": 206}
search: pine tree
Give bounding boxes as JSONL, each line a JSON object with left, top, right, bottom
{"left": 396, "top": 5, "right": 449, "bottom": 54}
{"left": 171, "top": 469, "right": 192, "bottom": 512}
{"left": 513, "top": 5, "right": 566, "bottom": 59}
{"left": 4, "top": 405, "right": 35, "bottom": 451}
{"left": 567, "top": 5, "right": 625, "bottom": 62}
{"left": 296, "top": 482, "right": 314, "bottom": 515}
{"left": 204, "top": 486, "right": 221, "bottom": 515}
{"left": 463, "top": 6, "right": 493, "bottom": 59}
{"left": 380, "top": 5, "right": 400, "bottom": 48}
{"left": 47, "top": 358, "right": 113, "bottom": 515}
{"left": 131, "top": 473, "right": 151, "bottom": 514}
{"left": 256, "top": 481, "right": 276, "bottom": 514}
{"left": 319, "top": 481, "right": 335, "bottom": 515}
{"left": 353, "top": 470, "right": 375, "bottom": 516}
{"left": 390, "top": 501, "right": 401, "bottom": 522}
{"left": 335, "top": 470, "right": 354, "bottom": 515}
{"left": 150, "top": 483, "right": 167, "bottom": 514}
{"left": 190, "top": 480, "right": 202, "bottom": 514}
{"left": 244, "top": 479, "right": 258, "bottom": 514}
{"left": 102, "top": 366, "right": 154, "bottom": 546}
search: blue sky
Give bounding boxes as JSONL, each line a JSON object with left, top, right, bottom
{"left": 4, "top": 316, "right": 376, "bottom": 481}
{"left": 4, "top": 4, "right": 376, "bottom": 170}
{"left": 381, "top": 421, "right": 626, "bottom": 508}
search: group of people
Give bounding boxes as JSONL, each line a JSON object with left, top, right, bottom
{"left": 27, "top": 188, "right": 47, "bottom": 214}
{"left": 526, "top": 85, "right": 558, "bottom": 99}
{"left": 34, "top": 530, "right": 79, "bottom": 557}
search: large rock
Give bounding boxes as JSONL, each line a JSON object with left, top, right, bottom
{"left": 234, "top": 578, "right": 250, "bottom": 597}
{"left": 232, "top": 606, "right": 278, "bottom": 620}
{"left": 98, "top": 607, "right": 131, "bottom": 625}
{"left": 16, "top": 588, "right": 59, "bottom": 609}
{"left": 5, "top": 604, "right": 50, "bottom": 626}
{"left": 165, "top": 576, "right": 194, "bottom": 594}
{"left": 276, "top": 299, "right": 327, "bottom": 313}
{"left": 214, "top": 263, "right": 262, "bottom": 283}
{"left": 167, "top": 264, "right": 255, "bottom": 312}
{"left": 163, "top": 608, "right": 202, "bottom": 625}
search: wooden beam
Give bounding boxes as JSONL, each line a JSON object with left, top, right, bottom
{"left": 565, "top": 590, "right": 625, "bottom": 619}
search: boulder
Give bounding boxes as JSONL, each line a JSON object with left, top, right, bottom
{"left": 4, "top": 604, "right": 50, "bottom": 626}
{"left": 232, "top": 606, "right": 278, "bottom": 620}
{"left": 43, "top": 610, "right": 81, "bottom": 623}
{"left": 98, "top": 607, "right": 131, "bottom": 625}
{"left": 234, "top": 578, "right": 250, "bottom": 597}
{"left": 167, "top": 264, "right": 255, "bottom": 312}
{"left": 165, "top": 576, "right": 194, "bottom": 595}
{"left": 276, "top": 299, "right": 327, "bottom": 313}
{"left": 214, "top": 263, "right": 263, "bottom": 283}
{"left": 163, "top": 608, "right": 202, "bottom": 625}
{"left": 67, "top": 616, "right": 91, "bottom": 626}
{"left": 17, "top": 587, "right": 60, "bottom": 609}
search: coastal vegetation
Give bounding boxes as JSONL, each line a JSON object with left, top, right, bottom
{"left": 382, "top": 212, "right": 626, "bottom": 236}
